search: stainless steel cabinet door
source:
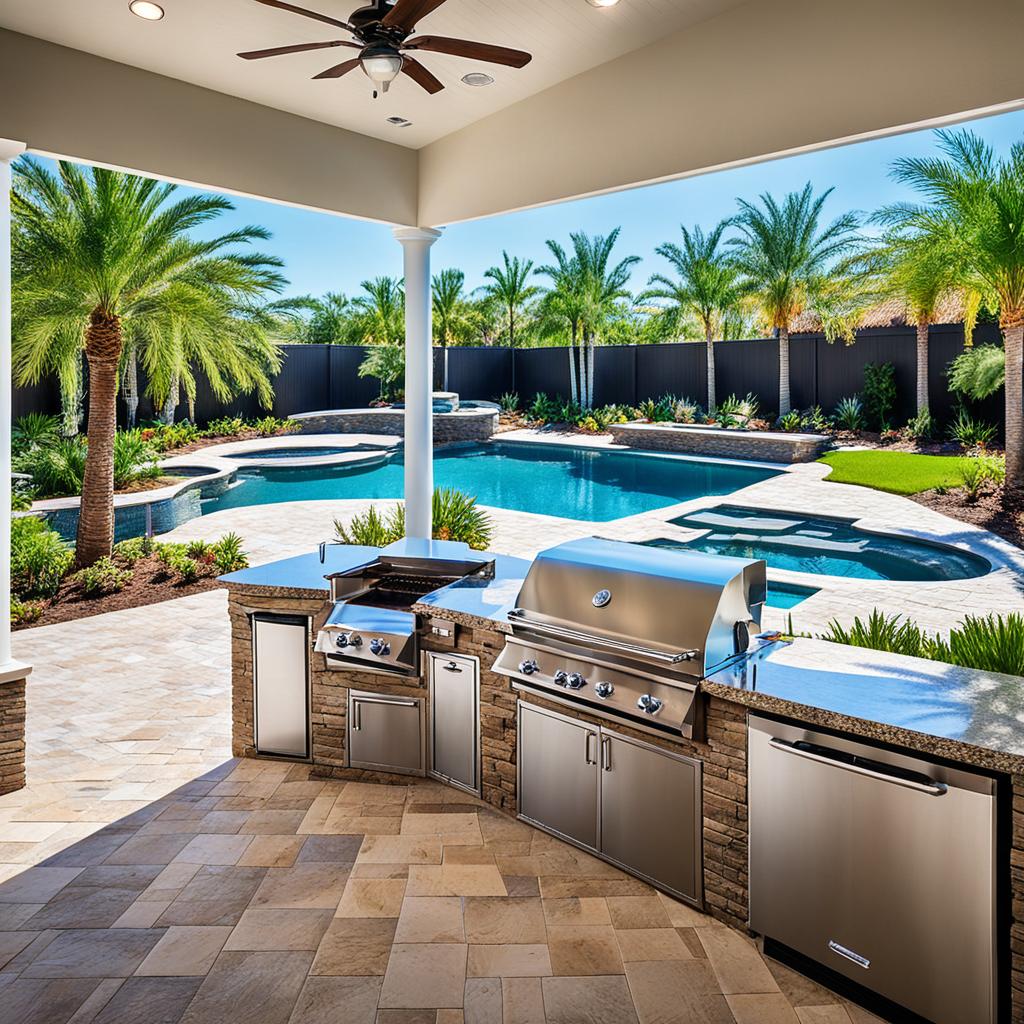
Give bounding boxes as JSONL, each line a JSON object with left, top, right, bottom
{"left": 429, "top": 654, "right": 479, "bottom": 794}
{"left": 253, "top": 614, "right": 310, "bottom": 758}
{"left": 348, "top": 691, "right": 425, "bottom": 775}
{"left": 599, "top": 730, "right": 701, "bottom": 903}
{"left": 749, "top": 718, "right": 997, "bottom": 1024}
{"left": 518, "top": 703, "right": 599, "bottom": 850}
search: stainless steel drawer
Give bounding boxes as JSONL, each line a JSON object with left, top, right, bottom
{"left": 347, "top": 690, "right": 425, "bottom": 776}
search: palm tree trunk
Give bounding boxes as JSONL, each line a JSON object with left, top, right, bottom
{"left": 160, "top": 374, "right": 178, "bottom": 425}
{"left": 123, "top": 347, "right": 139, "bottom": 429}
{"left": 442, "top": 339, "right": 449, "bottom": 392}
{"left": 1005, "top": 322, "right": 1023, "bottom": 492}
{"left": 508, "top": 306, "right": 516, "bottom": 396}
{"left": 60, "top": 359, "right": 84, "bottom": 437}
{"left": 778, "top": 327, "right": 791, "bottom": 417}
{"left": 568, "top": 326, "right": 578, "bottom": 407}
{"left": 586, "top": 338, "right": 595, "bottom": 410}
{"left": 76, "top": 310, "right": 123, "bottom": 568}
{"left": 705, "top": 325, "right": 716, "bottom": 412}
{"left": 915, "top": 322, "right": 929, "bottom": 414}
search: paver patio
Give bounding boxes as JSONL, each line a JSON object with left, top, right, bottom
{"left": 0, "top": 591, "right": 884, "bottom": 1023}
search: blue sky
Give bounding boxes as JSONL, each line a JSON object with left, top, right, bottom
{"left": 38, "top": 108, "right": 1024, "bottom": 300}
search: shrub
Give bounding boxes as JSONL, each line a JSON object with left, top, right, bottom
{"left": 714, "top": 393, "right": 759, "bottom": 429}
{"left": 113, "top": 536, "right": 154, "bottom": 564}
{"left": 947, "top": 407, "right": 997, "bottom": 449}
{"left": 335, "top": 488, "right": 493, "bottom": 551}
{"left": 204, "top": 416, "right": 246, "bottom": 438}
{"left": 142, "top": 421, "right": 201, "bottom": 451}
{"left": 10, "top": 598, "right": 43, "bottom": 626}
{"left": 862, "top": 361, "right": 897, "bottom": 430}
{"left": 113, "top": 430, "right": 162, "bottom": 488}
{"left": 801, "top": 406, "right": 830, "bottom": 433}
{"left": 253, "top": 416, "right": 296, "bottom": 437}
{"left": 776, "top": 410, "right": 803, "bottom": 433}
{"left": 22, "top": 436, "right": 88, "bottom": 497}
{"left": 833, "top": 395, "right": 866, "bottom": 432}
{"left": 931, "top": 613, "right": 1024, "bottom": 677}
{"left": 819, "top": 610, "right": 933, "bottom": 659}
{"left": 186, "top": 540, "right": 214, "bottom": 560}
{"left": 499, "top": 392, "right": 520, "bottom": 413}
{"left": 11, "top": 484, "right": 34, "bottom": 512}
{"left": 212, "top": 533, "right": 248, "bottom": 573}
{"left": 155, "top": 543, "right": 202, "bottom": 582}
{"left": 671, "top": 398, "right": 702, "bottom": 424}
{"left": 12, "top": 413, "right": 60, "bottom": 452}
{"left": 527, "top": 392, "right": 561, "bottom": 423}
{"left": 958, "top": 456, "right": 1004, "bottom": 501}
{"left": 358, "top": 345, "right": 405, "bottom": 401}
{"left": 11, "top": 516, "right": 73, "bottom": 598}
{"left": 905, "top": 408, "right": 935, "bottom": 441}
{"left": 70, "top": 557, "right": 133, "bottom": 595}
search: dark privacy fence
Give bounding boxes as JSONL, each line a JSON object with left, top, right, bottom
{"left": 12, "top": 323, "right": 1004, "bottom": 429}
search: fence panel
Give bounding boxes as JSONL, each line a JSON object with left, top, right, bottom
{"left": 592, "top": 346, "right": 637, "bottom": 407}
{"left": 446, "top": 347, "right": 513, "bottom": 401}
{"left": 635, "top": 344, "right": 704, "bottom": 406}
{"left": 714, "top": 339, "right": 779, "bottom": 415}
{"left": 514, "top": 347, "right": 573, "bottom": 402}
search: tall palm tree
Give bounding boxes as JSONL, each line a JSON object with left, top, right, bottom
{"left": 535, "top": 242, "right": 587, "bottom": 406}
{"left": 889, "top": 129, "right": 1024, "bottom": 490}
{"left": 728, "top": 184, "right": 860, "bottom": 416}
{"left": 431, "top": 268, "right": 479, "bottom": 391}
{"left": 11, "top": 158, "right": 286, "bottom": 566}
{"left": 300, "top": 291, "right": 352, "bottom": 345}
{"left": 346, "top": 276, "right": 405, "bottom": 346}
{"left": 478, "top": 252, "right": 539, "bottom": 392}
{"left": 643, "top": 221, "right": 747, "bottom": 411}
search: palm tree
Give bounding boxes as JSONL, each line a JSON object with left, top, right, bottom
{"left": 535, "top": 242, "right": 587, "bottom": 407}
{"left": 346, "top": 276, "right": 405, "bottom": 346}
{"left": 888, "top": 129, "right": 1024, "bottom": 490}
{"left": 643, "top": 221, "right": 747, "bottom": 411}
{"left": 11, "top": 158, "right": 286, "bottom": 566}
{"left": 299, "top": 291, "right": 352, "bottom": 345}
{"left": 728, "top": 184, "right": 860, "bottom": 416}
{"left": 478, "top": 252, "right": 539, "bottom": 391}
{"left": 431, "top": 268, "right": 479, "bottom": 391}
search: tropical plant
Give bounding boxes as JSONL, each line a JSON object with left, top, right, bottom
{"left": 819, "top": 610, "right": 933, "bottom": 659}
{"left": 12, "top": 412, "right": 60, "bottom": 452}
{"left": 728, "top": 183, "right": 861, "bottom": 416}
{"left": 801, "top": 405, "right": 830, "bottom": 433}
{"left": 526, "top": 392, "right": 561, "bottom": 423}
{"left": 713, "top": 393, "right": 760, "bottom": 429}
{"left": 11, "top": 516, "right": 74, "bottom": 598}
{"left": 861, "top": 361, "right": 897, "bottom": 430}
{"left": 888, "top": 129, "right": 1024, "bottom": 491}
{"left": 478, "top": 252, "right": 540, "bottom": 392}
{"left": 957, "top": 455, "right": 1004, "bottom": 501}
{"left": 905, "top": 408, "right": 935, "bottom": 441}
{"left": 11, "top": 158, "right": 287, "bottom": 566}
{"left": 833, "top": 395, "right": 866, "bottom": 432}
{"left": 113, "top": 535, "right": 154, "bottom": 565}
{"left": 20, "top": 436, "right": 88, "bottom": 497}
{"left": 204, "top": 416, "right": 247, "bottom": 437}
{"left": 947, "top": 407, "right": 998, "bottom": 449}
{"left": 334, "top": 488, "right": 493, "bottom": 550}
{"left": 671, "top": 397, "right": 702, "bottom": 424}
{"left": 347, "top": 276, "right": 405, "bottom": 346}
{"left": 70, "top": 557, "right": 133, "bottom": 595}
{"left": 112, "top": 430, "right": 161, "bottom": 488}
{"left": 294, "top": 291, "right": 351, "bottom": 345}
{"left": 498, "top": 392, "right": 520, "bottom": 413}
{"left": 11, "top": 598, "right": 43, "bottom": 626}
{"left": 358, "top": 344, "right": 405, "bottom": 401}
{"left": 931, "top": 613, "right": 1024, "bottom": 677}
{"left": 432, "top": 268, "right": 479, "bottom": 390}
{"left": 948, "top": 344, "right": 1006, "bottom": 400}
{"left": 212, "top": 532, "right": 249, "bottom": 572}
{"left": 777, "top": 410, "right": 803, "bottom": 432}
{"left": 643, "top": 221, "right": 747, "bottom": 410}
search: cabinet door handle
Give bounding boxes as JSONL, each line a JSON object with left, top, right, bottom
{"left": 443, "top": 661, "right": 464, "bottom": 673}
{"left": 353, "top": 702, "right": 361, "bottom": 731}
{"left": 602, "top": 736, "right": 612, "bottom": 772}
{"left": 585, "top": 731, "right": 597, "bottom": 765}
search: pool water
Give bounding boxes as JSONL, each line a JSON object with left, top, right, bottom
{"left": 222, "top": 447, "right": 354, "bottom": 460}
{"left": 766, "top": 581, "right": 820, "bottom": 609}
{"left": 203, "top": 443, "right": 779, "bottom": 523}
{"left": 655, "top": 506, "right": 990, "bottom": 582}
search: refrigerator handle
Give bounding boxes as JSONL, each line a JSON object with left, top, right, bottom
{"left": 768, "top": 738, "right": 947, "bottom": 796}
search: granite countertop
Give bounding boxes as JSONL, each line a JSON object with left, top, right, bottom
{"left": 705, "top": 637, "right": 1024, "bottom": 772}
{"left": 220, "top": 537, "right": 530, "bottom": 626}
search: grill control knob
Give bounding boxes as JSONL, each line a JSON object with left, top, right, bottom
{"left": 637, "top": 694, "right": 663, "bottom": 715}
{"left": 553, "top": 670, "right": 569, "bottom": 687}
{"left": 565, "top": 672, "right": 586, "bottom": 690}
{"left": 369, "top": 638, "right": 391, "bottom": 657}
{"left": 594, "top": 681, "right": 614, "bottom": 699}
{"left": 348, "top": 634, "right": 362, "bottom": 648}
{"left": 335, "top": 633, "right": 350, "bottom": 649}
{"left": 518, "top": 659, "right": 540, "bottom": 676}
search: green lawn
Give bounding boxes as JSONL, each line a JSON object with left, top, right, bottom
{"left": 817, "top": 450, "right": 964, "bottom": 495}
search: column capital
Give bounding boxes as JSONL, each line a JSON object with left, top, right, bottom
{"left": 392, "top": 226, "right": 443, "bottom": 246}
{"left": 0, "top": 140, "right": 26, "bottom": 163}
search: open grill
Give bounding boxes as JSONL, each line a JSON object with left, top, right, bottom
{"left": 492, "top": 537, "right": 767, "bottom": 739}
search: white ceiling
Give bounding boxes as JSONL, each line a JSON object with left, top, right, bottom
{"left": 0, "top": 0, "right": 737, "bottom": 148}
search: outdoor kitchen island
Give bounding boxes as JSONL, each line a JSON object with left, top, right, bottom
{"left": 222, "top": 538, "right": 1024, "bottom": 1024}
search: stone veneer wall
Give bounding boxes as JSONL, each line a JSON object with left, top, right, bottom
{"left": 608, "top": 422, "right": 828, "bottom": 463}
{"left": 0, "top": 678, "right": 27, "bottom": 795}
{"left": 1014, "top": 773, "right": 1024, "bottom": 1021}
{"left": 292, "top": 409, "right": 498, "bottom": 442}
{"left": 228, "top": 590, "right": 747, "bottom": 927}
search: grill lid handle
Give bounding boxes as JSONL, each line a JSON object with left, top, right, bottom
{"left": 507, "top": 609, "right": 699, "bottom": 665}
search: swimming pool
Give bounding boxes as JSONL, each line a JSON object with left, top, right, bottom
{"left": 221, "top": 446, "right": 357, "bottom": 460}
{"left": 655, "top": 506, "right": 990, "bottom": 582}
{"left": 202, "top": 443, "right": 779, "bottom": 523}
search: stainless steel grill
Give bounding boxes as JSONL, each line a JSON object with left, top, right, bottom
{"left": 492, "top": 537, "right": 766, "bottom": 738}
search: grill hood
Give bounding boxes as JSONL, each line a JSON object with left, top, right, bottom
{"left": 509, "top": 537, "right": 767, "bottom": 675}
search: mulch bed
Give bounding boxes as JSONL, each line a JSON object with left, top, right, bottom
{"left": 912, "top": 485, "right": 1024, "bottom": 550}
{"left": 15, "top": 554, "right": 226, "bottom": 631}
{"left": 157, "top": 427, "right": 297, "bottom": 457}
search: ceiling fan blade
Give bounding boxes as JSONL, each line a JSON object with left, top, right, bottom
{"left": 313, "top": 57, "right": 362, "bottom": 79}
{"left": 253, "top": 0, "right": 355, "bottom": 33}
{"left": 238, "top": 39, "right": 358, "bottom": 60}
{"left": 382, "top": 0, "right": 448, "bottom": 31}
{"left": 400, "top": 56, "right": 444, "bottom": 94}
{"left": 403, "top": 35, "right": 532, "bottom": 69}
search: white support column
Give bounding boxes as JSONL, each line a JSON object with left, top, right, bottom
{"left": 393, "top": 226, "right": 442, "bottom": 541}
{"left": 0, "top": 140, "right": 26, "bottom": 673}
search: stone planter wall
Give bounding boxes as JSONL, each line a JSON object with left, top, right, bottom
{"left": 291, "top": 408, "right": 498, "bottom": 443}
{"left": 609, "top": 422, "right": 829, "bottom": 463}
{"left": 0, "top": 676, "right": 27, "bottom": 795}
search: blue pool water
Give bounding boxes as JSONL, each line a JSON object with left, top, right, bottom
{"left": 653, "top": 506, "right": 990, "bottom": 582}
{"left": 766, "top": 582, "right": 820, "bottom": 609}
{"left": 222, "top": 447, "right": 354, "bottom": 460}
{"left": 202, "top": 443, "right": 779, "bottom": 523}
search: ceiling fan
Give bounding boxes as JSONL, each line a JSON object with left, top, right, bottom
{"left": 239, "top": 0, "right": 533, "bottom": 98}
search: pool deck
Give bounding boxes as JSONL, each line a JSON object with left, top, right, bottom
{"left": 158, "top": 428, "right": 1024, "bottom": 638}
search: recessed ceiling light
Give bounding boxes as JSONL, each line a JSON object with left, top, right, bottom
{"left": 586, "top": 0, "right": 621, "bottom": 6}
{"left": 128, "top": 1, "right": 165, "bottom": 20}
{"left": 461, "top": 72, "right": 495, "bottom": 88}
{"left": 386, "top": 116, "right": 413, "bottom": 127}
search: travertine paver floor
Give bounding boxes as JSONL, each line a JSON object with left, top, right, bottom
{"left": 0, "top": 594, "right": 884, "bottom": 1023}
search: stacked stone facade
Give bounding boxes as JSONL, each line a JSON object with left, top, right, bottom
{"left": 0, "top": 677, "right": 27, "bottom": 795}
{"left": 292, "top": 408, "right": 498, "bottom": 442}
{"left": 608, "top": 422, "right": 828, "bottom": 463}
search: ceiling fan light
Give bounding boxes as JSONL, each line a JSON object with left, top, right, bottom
{"left": 128, "top": 0, "right": 165, "bottom": 20}
{"left": 360, "top": 45, "right": 405, "bottom": 92}
{"left": 586, "top": 0, "right": 621, "bottom": 7}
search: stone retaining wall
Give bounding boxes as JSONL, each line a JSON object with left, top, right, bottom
{"left": 0, "top": 677, "right": 27, "bottom": 795}
{"left": 292, "top": 408, "right": 498, "bottom": 443}
{"left": 609, "top": 422, "right": 829, "bottom": 463}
